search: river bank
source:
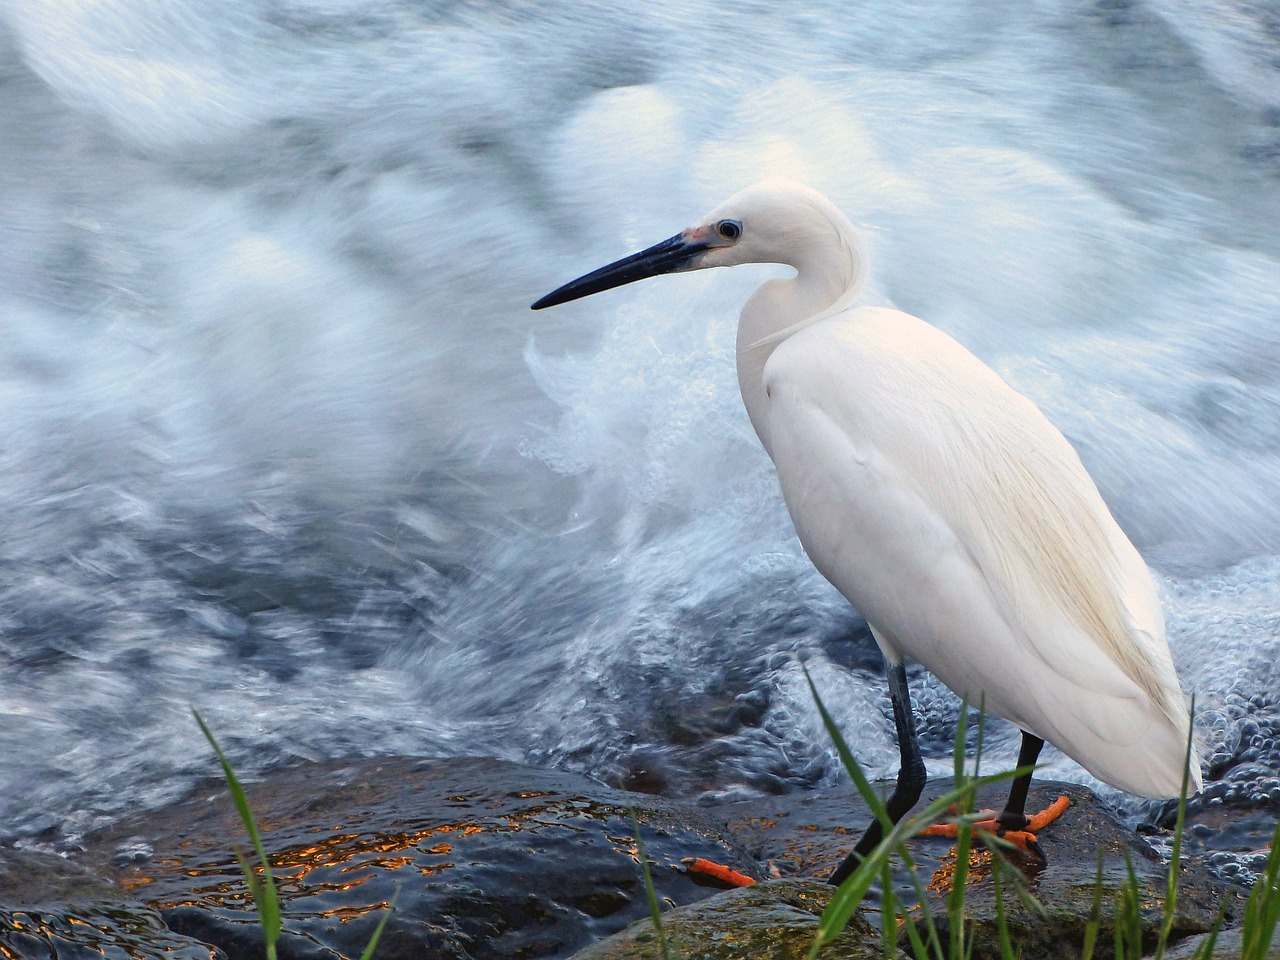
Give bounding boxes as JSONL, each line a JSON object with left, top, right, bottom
{"left": 3, "top": 754, "right": 1270, "bottom": 959}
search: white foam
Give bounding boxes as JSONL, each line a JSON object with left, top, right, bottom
{"left": 1, "top": 0, "right": 1278, "bottom": 839}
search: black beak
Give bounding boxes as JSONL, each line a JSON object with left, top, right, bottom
{"left": 531, "top": 233, "right": 709, "bottom": 310}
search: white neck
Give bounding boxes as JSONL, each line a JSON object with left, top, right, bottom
{"left": 735, "top": 221, "right": 867, "bottom": 451}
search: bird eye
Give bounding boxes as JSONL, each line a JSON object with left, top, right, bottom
{"left": 716, "top": 219, "right": 742, "bottom": 241}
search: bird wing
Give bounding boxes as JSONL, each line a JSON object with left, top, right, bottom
{"left": 760, "top": 307, "right": 1196, "bottom": 795}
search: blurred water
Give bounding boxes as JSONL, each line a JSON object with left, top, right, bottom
{"left": 0, "top": 0, "right": 1278, "bottom": 851}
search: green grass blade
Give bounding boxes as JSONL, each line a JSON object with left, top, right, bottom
{"left": 991, "top": 857, "right": 1016, "bottom": 960}
{"left": 1189, "top": 910, "right": 1225, "bottom": 960}
{"left": 230, "top": 846, "right": 260, "bottom": 899}
{"left": 953, "top": 701, "right": 968, "bottom": 785}
{"left": 1156, "top": 698, "right": 1197, "bottom": 960}
{"left": 946, "top": 702, "right": 979, "bottom": 960}
{"left": 1115, "top": 850, "right": 1144, "bottom": 960}
{"left": 879, "top": 856, "right": 898, "bottom": 960}
{"left": 809, "top": 844, "right": 886, "bottom": 959}
{"left": 901, "top": 909, "right": 930, "bottom": 960}
{"left": 808, "top": 665, "right": 964, "bottom": 955}
{"left": 948, "top": 817, "right": 973, "bottom": 960}
{"left": 1240, "top": 809, "right": 1280, "bottom": 960}
{"left": 802, "top": 661, "right": 898, "bottom": 957}
{"left": 630, "top": 809, "right": 675, "bottom": 960}
{"left": 898, "top": 845, "right": 944, "bottom": 960}
{"left": 357, "top": 896, "right": 398, "bottom": 960}
{"left": 983, "top": 838, "right": 1045, "bottom": 923}
{"left": 193, "top": 710, "right": 283, "bottom": 956}
{"left": 945, "top": 787, "right": 975, "bottom": 960}
{"left": 972, "top": 700, "right": 986, "bottom": 780}
{"left": 1080, "top": 849, "right": 1104, "bottom": 960}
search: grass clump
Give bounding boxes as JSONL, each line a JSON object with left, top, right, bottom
{"left": 793, "top": 676, "right": 1278, "bottom": 960}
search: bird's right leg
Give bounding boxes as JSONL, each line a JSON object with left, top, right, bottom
{"left": 995, "top": 730, "right": 1045, "bottom": 832}
{"left": 827, "top": 659, "right": 926, "bottom": 886}
{"left": 919, "top": 727, "right": 1070, "bottom": 859}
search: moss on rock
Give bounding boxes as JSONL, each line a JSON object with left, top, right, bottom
{"left": 569, "top": 879, "right": 887, "bottom": 960}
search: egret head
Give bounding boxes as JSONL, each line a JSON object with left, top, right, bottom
{"left": 688, "top": 178, "right": 854, "bottom": 270}
{"left": 531, "top": 178, "right": 859, "bottom": 310}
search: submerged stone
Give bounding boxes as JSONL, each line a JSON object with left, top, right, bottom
{"left": 1165, "top": 926, "right": 1280, "bottom": 960}
{"left": 0, "top": 847, "right": 222, "bottom": 959}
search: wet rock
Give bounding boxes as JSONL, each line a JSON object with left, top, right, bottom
{"left": 1166, "top": 926, "right": 1280, "bottom": 960}
{"left": 567, "top": 879, "right": 886, "bottom": 960}
{"left": 1166, "top": 803, "right": 1280, "bottom": 887}
{"left": 77, "top": 756, "right": 758, "bottom": 960}
{"left": 0, "top": 846, "right": 222, "bottom": 959}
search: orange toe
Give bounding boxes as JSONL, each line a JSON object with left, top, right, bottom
{"left": 681, "top": 857, "right": 756, "bottom": 887}
{"left": 919, "top": 817, "right": 997, "bottom": 838}
{"left": 994, "top": 828, "right": 1038, "bottom": 849}
{"left": 918, "top": 795, "right": 1071, "bottom": 841}
{"left": 1025, "top": 795, "right": 1071, "bottom": 832}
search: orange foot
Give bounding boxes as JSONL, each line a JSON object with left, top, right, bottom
{"left": 918, "top": 795, "right": 1071, "bottom": 857}
{"left": 681, "top": 857, "right": 757, "bottom": 887}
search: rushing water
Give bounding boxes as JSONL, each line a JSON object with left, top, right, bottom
{"left": 1, "top": 0, "right": 1278, "bottom": 856}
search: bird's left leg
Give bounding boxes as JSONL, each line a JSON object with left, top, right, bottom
{"left": 827, "top": 659, "right": 926, "bottom": 886}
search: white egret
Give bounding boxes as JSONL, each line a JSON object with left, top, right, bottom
{"left": 532, "top": 179, "right": 1201, "bottom": 885}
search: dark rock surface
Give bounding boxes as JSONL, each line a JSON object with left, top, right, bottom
{"left": 0, "top": 846, "right": 222, "bottom": 959}
{"left": 76, "top": 756, "right": 759, "bottom": 960}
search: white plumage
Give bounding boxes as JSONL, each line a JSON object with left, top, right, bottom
{"left": 533, "top": 177, "right": 1201, "bottom": 840}
{"left": 761, "top": 306, "right": 1194, "bottom": 796}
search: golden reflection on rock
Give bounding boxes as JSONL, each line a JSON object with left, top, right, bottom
{"left": 926, "top": 847, "right": 996, "bottom": 895}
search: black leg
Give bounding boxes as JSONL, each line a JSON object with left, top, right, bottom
{"left": 996, "top": 730, "right": 1044, "bottom": 831}
{"left": 827, "top": 660, "right": 927, "bottom": 886}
